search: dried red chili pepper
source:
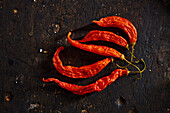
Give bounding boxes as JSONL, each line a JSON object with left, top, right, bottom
{"left": 78, "top": 30, "right": 140, "bottom": 65}
{"left": 78, "top": 30, "right": 129, "bottom": 49}
{"left": 43, "top": 69, "right": 128, "bottom": 95}
{"left": 67, "top": 32, "right": 142, "bottom": 77}
{"left": 92, "top": 16, "right": 137, "bottom": 47}
{"left": 68, "top": 32, "right": 123, "bottom": 59}
{"left": 53, "top": 46, "right": 113, "bottom": 78}
{"left": 92, "top": 16, "right": 137, "bottom": 63}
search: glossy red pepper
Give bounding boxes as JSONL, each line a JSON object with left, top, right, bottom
{"left": 78, "top": 30, "right": 128, "bottom": 49}
{"left": 92, "top": 16, "right": 137, "bottom": 46}
{"left": 53, "top": 46, "right": 113, "bottom": 78}
{"left": 43, "top": 69, "right": 128, "bottom": 95}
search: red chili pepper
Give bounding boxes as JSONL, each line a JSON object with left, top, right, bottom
{"left": 92, "top": 16, "right": 137, "bottom": 46}
{"left": 93, "top": 16, "right": 140, "bottom": 65}
{"left": 67, "top": 32, "right": 123, "bottom": 59}
{"left": 53, "top": 46, "right": 113, "bottom": 78}
{"left": 43, "top": 69, "right": 128, "bottom": 95}
{"left": 67, "top": 32, "right": 142, "bottom": 76}
{"left": 78, "top": 30, "right": 129, "bottom": 49}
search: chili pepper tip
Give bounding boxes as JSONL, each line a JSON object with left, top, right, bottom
{"left": 68, "top": 32, "right": 72, "bottom": 36}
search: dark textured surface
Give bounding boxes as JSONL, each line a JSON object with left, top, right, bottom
{"left": 0, "top": 0, "right": 170, "bottom": 113}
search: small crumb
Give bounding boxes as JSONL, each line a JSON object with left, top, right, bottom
{"left": 150, "top": 46, "right": 153, "bottom": 48}
{"left": 5, "top": 92, "right": 13, "bottom": 102}
{"left": 28, "top": 32, "right": 33, "bottom": 36}
{"left": 81, "top": 109, "right": 87, "bottom": 113}
{"left": 28, "top": 103, "right": 39, "bottom": 110}
{"left": 43, "top": 5, "right": 45, "bottom": 7}
{"left": 88, "top": 105, "right": 93, "bottom": 108}
{"left": 167, "top": 108, "right": 170, "bottom": 111}
{"left": 5, "top": 96, "right": 10, "bottom": 102}
{"left": 115, "top": 96, "right": 126, "bottom": 107}
{"left": 56, "top": 110, "right": 61, "bottom": 113}
{"left": 39, "top": 49, "right": 43, "bottom": 53}
{"left": 43, "top": 50, "right": 48, "bottom": 54}
{"left": 43, "top": 84, "right": 45, "bottom": 87}
{"left": 102, "top": 3, "right": 105, "bottom": 7}
{"left": 33, "top": 95, "right": 36, "bottom": 98}
{"left": 53, "top": 24, "right": 60, "bottom": 33}
{"left": 149, "top": 69, "right": 151, "bottom": 72}
{"left": 60, "top": 102, "right": 62, "bottom": 105}
{"left": 16, "top": 81, "right": 18, "bottom": 83}
{"left": 13, "top": 9, "right": 18, "bottom": 14}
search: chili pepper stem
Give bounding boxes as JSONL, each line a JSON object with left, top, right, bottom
{"left": 125, "top": 44, "right": 129, "bottom": 50}
{"left": 111, "top": 58, "right": 114, "bottom": 63}
{"left": 128, "top": 48, "right": 140, "bottom": 63}
{"left": 118, "top": 45, "right": 139, "bottom": 69}
{"left": 126, "top": 58, "right": 146, "bottom": 79}
{"left": 117, "top": 54, "right": 142, "bottom": 79}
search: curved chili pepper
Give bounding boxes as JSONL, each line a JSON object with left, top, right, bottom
{"left": 67, "top": 32, "right": 123, "bottom": 59}
{"left": 67, "top": 32, "right": 142, "bottom": 77}
{"left": 43, "top": 69, "right": 128, "bottom": 95}
{"left": 92, "top": 16, "right": 137, "bottom": 46}
{"left": 93, "top": 16, "right": 139, "bottom": 65}
{"left": 53, "top": 46, "right": 113, "bottom": 78}
{"left": 78, "top": 30, "right": 129, "bottom": 49}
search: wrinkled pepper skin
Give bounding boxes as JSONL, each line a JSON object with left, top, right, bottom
{"left": 78, "top": 30, "right": 128, "bottom": 49}
{"left": 43, "top": 69, "right": 128, "bottom": 95}
{"left": 53, "top": 46, "right": 112, "bottom": 78}
{"left": 67, "top": 32, "right": 123, "bottom": 59}
{"left": 92, "top": 16, "right": 137, "bottom": 46}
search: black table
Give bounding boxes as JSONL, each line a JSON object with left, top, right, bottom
{"left": 0, "top": 0, "right": 169, "bottom": 113}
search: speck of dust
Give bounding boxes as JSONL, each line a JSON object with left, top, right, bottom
{"left": 81, "top": 109, "right": 88, "bottom": 113}
{"left": 53, "top": 24, "right": 60, "bottom": 33}
{"left": 39, "top": 49, "right": 43, "bottom": 53}
{"left": 28, "top": 103, "right": 39, "bottom": 110}
{"left": 13, "top": 9, "right": 18, "bottom": 14}
{"left": 149, "top": 69, "right": 151, "bottom": 72}
{"left": 43, "top": 5, "right": 45, "bottom": 7}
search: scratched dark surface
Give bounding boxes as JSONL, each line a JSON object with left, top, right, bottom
{"left": 0, "top": 0, "right": 170, "bottom": 113}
